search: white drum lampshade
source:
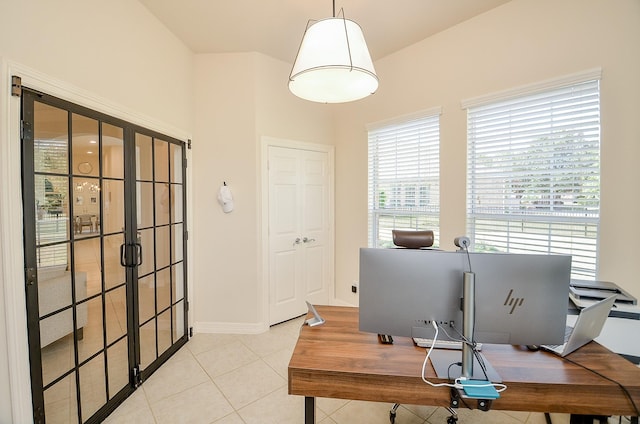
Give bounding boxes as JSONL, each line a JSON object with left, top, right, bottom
{"left": 288, "top": 17, "right": 378, "bottom": 103}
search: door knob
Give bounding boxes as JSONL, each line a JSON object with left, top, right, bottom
{"left": 293, "top": 237, "right": 301, "bottom": 246}
{"left": 303, "top": 237, "right": 316, "bottom": 243}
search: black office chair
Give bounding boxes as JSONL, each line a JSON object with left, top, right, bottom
{"left": 391, "top": 229, "right": 434, "bottom": 249}
{"left": 388, "top": 229, "right": 435, "bottom": 423}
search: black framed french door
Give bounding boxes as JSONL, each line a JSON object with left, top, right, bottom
{"left": 20, "top": 88, "right": 188, "bottom": 424}
{"left": 130, "top": 128, "right": 188, "bottom": 383}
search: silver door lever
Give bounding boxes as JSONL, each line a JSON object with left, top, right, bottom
{"left": 303, "top": 237, "right": 316, "bottom": 243}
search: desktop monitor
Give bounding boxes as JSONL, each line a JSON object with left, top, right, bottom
{"left": 358, "top": 248, "right": 571, "bottom": 345}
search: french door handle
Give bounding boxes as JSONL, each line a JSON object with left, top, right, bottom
{"left": 120, "top": 244, "right": 127, "bottom": 267}
{"left": 303, "top": 237, "right": 316, "bottom": 243}
{"left": 135, "top": 243, "right": 143, "bottom": 266}
{"left": 120, "top": 243, "right": 142, "bottom": 267}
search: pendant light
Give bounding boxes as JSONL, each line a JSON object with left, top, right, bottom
{"left": 288, "top": 1, "right": 378, "bottom": 103}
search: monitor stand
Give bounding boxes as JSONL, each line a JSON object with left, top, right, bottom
{"left": 430, "top": 271, "right": 502, "bottom": 383}
{"left": 429, "top": 349, "right": 502, "bottom": 382}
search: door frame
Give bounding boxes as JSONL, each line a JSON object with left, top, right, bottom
{"left": 0, "top": 60, "right": 193, "bottom": 423}
{"left": 259, "top": 136, "right": 335, "bottom": 328}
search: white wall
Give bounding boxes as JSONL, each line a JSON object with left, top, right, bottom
{"left": 0, "top": 1, "right": 193, "bottom": 131}
{"left": 192, "top": 52, "right": 332, "bottom": 332}
{"left": 0, "top": 1, "right": 194, "bottom": 421}
{"left": 2, "top": 0, "right": 639, "bottom": 421}
{"left": 334, "top": 0, "right": 640, "bottom": 304}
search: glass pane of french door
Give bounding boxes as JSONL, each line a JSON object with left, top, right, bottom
{"left": 25, "top": 95, "right": 130, "bottom": 423}
{"left": 135, "top": 133, "right": 187, "bottom": 372}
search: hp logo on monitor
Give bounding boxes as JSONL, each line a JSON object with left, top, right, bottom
{"left": 504, "top": 289, "right": 524, "bottom": 314}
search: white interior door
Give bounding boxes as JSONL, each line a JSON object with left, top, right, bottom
{"left": 268, "top": 144, "right": 332, "bottom": 325}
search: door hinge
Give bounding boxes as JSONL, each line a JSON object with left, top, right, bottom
{"left": 33, "top": 405, "right": 45, "bottom": 424}
{"left": 187, "top": 139, "right": 192, "bottom": 150}
{"left": 184, "top": 230, "right": 188, "bottom": 241}
{"left": 11, "top": 75, "right": 22, "bottom": 97}
{"left": 25, "top": 268, "right": 37, "bottom": 286}
{"left": 189, "top": 326, "right": 193, "bottom": 337}
{"left": 183, "top": 158, "right": 187, "bottom": 169}
{"left": 21, "top": 119, "right": 32, "bottom": 141}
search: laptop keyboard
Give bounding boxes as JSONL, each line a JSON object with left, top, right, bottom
{"left": 545, "top": 326, "right": 573, "bottom": 350}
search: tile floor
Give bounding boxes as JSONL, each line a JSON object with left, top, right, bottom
{"left": 104, "top": 315, "right": 628, "bottom": 424}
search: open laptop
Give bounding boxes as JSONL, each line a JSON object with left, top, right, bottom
{"left": 541, "top": 294, "right": 617, "bottom": 356}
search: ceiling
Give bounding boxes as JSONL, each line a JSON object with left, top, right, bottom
{"left": 139, "top": 0, "right": 511, "bottom": 63}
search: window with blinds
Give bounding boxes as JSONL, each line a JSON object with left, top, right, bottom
{"left": 35, "top": 138, "right": 69, "bottom": 267}
{"left": 466, "top": 78, "right": 600, "bottom": 279}
{"left": 368, "top": 113, "right": 440, "bottom": 248}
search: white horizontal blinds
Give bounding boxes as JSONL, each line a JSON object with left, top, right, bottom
{"left": 467, "top": 79, "right": 600, "bottom": 279}
{"left": 35, "top": 138, "right": 69, "bottom": 267}
{"left": 368, "top": 114, "right": 440, "bottom": 248}
{"left": 35, "top": 138, "right": 68, "bottom": 174}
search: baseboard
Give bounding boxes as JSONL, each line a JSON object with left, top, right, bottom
{"left": 194, "top": 320, "right": 268, "bottom": 335}
{"left": 194, "top": 298, "right": 356, "bottom": 335}
{"left": 331, "top": 298, "right": 357, "bottom": 307}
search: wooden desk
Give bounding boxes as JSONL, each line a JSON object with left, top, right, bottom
{"left": 288, "top": 306, "right": 640, "bottom": 423}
